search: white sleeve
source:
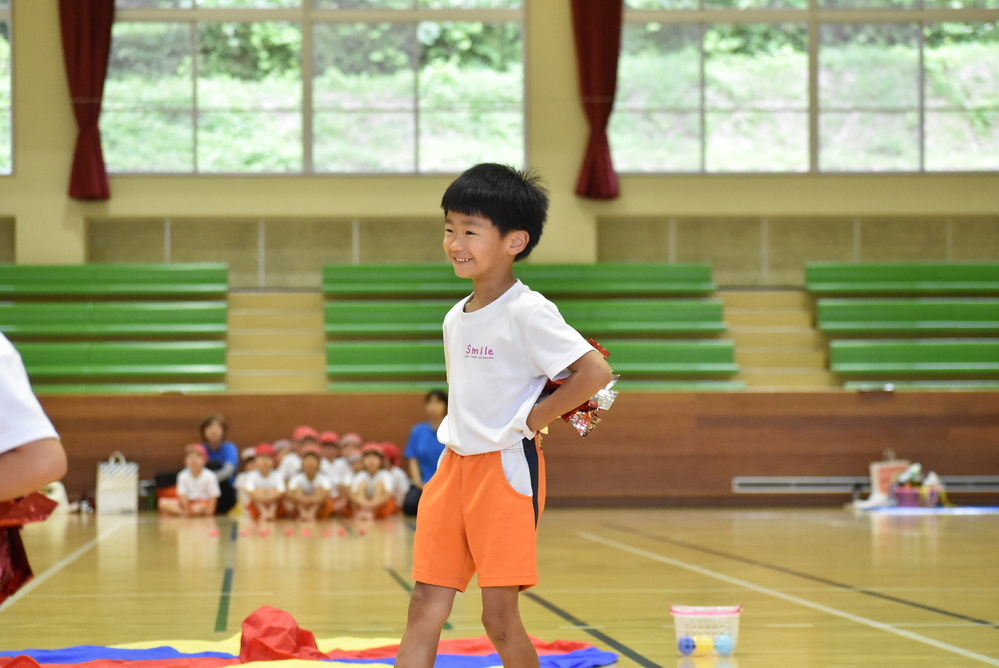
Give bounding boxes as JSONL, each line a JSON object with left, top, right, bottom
{"left": 0, "top": 335, "right": 59, "bottom": 455}
{"left": 525, "top": 301, "right": 594, "bottom": 381}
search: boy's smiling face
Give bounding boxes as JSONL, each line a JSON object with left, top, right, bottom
{"left": 443, "top": 211, "right": 526, "bottom": 281}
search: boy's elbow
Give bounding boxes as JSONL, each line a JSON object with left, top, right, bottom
{"left": 34, "top": 438, "right": 68, "bottom": 486}
{"left": 597, "top": 360, "right": 614, "bottom": 388}
{"left": 584, "top": 351, "right": 614, "bottom": 388}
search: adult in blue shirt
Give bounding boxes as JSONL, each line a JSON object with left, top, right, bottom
{"left": 402, "top": 390, "right": 447, "bottom": 515}
{"left": 200, "top": 413, "right": 239, "bottom": 515}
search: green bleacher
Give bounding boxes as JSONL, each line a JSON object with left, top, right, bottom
{"left": 326, "top": 338, "right": 741, "bottom": 387}
{"left": 0, "top": 301, "right": 228, "bottom": 339}
{"left": 325, "top": 298, "right": 726, "bottom": 338}
{"left": 0, "top": 263, "right": 228, "bottom": 298}
{"left": 323, "top": 262, "right": 716, "bottom": 298}
{"left": 816, "top": 298, "right": 999, "bottom": 335}
{"left": 16, "top": 340, "right": 228, "bottom": 379}
{"left": 805, "top": 262, "right": 999, "bottom": 295}
{"left": 829, "top": 339, "right": 999, "bottom": 376}
{"left": 324, "top": 263, "right": 741, "bottom": 392}
{"left": 807, "top": 262, "right": 999, "bottom": 391}
{"left": 1, "top": 263, "right": 229, "bottom": 394}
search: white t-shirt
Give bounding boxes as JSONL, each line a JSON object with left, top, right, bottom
{"left": 324, "top": 457, "right": 356, "bottom": 487}
{"left": 437, "top": 281, "right": 594, "bottom": 456}
{"left": 389, "top": 465, "right": 410, "bottom": 504}
{"left": 277, "top": 452, "right": 302, "bottom": 480}
{"left": 288, "top": 470, "right": 334, "bottom": 497}
{"left": 0, "top": 333, "right": 59, "bottom": 456}
{"left": 350, "top": 469, "right": 394, "bottom": 499}
{"left": 242, "top": 469, "right": 286, "bottom": 493}
{"left": 176, "top": 467, "right": 221, "bottom": 501}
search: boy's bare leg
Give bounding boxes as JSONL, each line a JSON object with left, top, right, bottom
{"left": 395, "top": 582, "right": 458, "bottom": 668}
{"left": 481, "top": 586, "right": 539, "bottom": 668}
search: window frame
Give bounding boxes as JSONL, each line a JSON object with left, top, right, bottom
{"left": 0, "top": 1, "right": 11, "bottom": 175}
{"left": 617, "top": 2, "right": 999, "bottom": 174}
{"left": 108, "top": 2, "right": 526, "bottom": 175}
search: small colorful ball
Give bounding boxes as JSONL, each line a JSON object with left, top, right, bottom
{"left": 714, "top": 633, "right": 735, "bottom": 656}
{"left": 691, "top": 634, "right": 714, "bottom": 657}
{"left": 677, "top": 635, "right": 696, "bottom": 656}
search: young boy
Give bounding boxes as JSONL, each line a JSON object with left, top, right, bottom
{"left": 395, "top": 164, "right": 614, "bottom": 668}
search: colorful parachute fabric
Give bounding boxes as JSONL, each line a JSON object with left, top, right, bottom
{"left": 0, "top": 606, "right": 618, "bottom": 668}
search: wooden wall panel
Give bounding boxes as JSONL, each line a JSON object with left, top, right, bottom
{"left": 38, "top": 392, "right": 999, "bottom": 506}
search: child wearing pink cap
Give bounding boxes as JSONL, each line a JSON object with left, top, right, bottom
{"left": 158, "top": 444, "right": 221, "bottom": 517}
{"left": 348, "top": 444, "right": 398, "bottom": 520}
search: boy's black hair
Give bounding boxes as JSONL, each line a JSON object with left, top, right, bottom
{"left": 441, "top": 163, "right": 549, "bottom": 261}
{"left": 424, "top": 388, "right": 447, "bottom": 404}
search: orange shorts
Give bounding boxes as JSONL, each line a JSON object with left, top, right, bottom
{"left": 411, "top": 437, "right": 545, "bottom": 592}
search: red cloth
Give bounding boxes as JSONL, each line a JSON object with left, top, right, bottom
{"left": 0, "top": 492, "right": 58, "bottom": 604}
{"left": 0, "top": 493, "right": 58, "bottom": 528}
{"left": 238, "top": 606, "right": 326, "bottom": 662}
{"left": 0, "top": 605, "right": 603, "bottom": 667}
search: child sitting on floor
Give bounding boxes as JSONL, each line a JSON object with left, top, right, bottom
{"left": 159, "top": 444, "right": 220, "bottom": 517}
{"left": 286, "top": 446, "right": 336, "bottom": 521}
{"left": 348, "top": 443, "right": 398, "bottom": 520}
{"left": 243, "top": 443, "right": 285, "bottom": 521}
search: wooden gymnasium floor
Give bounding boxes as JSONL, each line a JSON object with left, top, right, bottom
{"left": 3, "top": 507, "right": 999, "bottom": 667}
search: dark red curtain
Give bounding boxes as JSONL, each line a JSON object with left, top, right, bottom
{"left": 58, "top": 0, "right": 114, "bottom": 201}
{"left": 570, "top": 0, "right": 622, "bottom": 200}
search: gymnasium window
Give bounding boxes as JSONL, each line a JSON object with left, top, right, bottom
{"left": 614, "top": 0, "right": 999, "bottom": 173}
{"left": 103, "top": 0, "right": 524, "bottom": 174}
{"left": 0, "top": 0, "right": 10, "bottom": 175}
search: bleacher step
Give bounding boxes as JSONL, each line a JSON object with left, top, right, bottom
{"left": 738, "top": 369, "right": 838, "bottom": 388}
{"left": 226, "top": 292, "right": 327, "bottom": 393}
{"left": 736, "top": 349, "right": 827, "bottom": 368}
{"left": 719, "top": 289, "right": 833, "bottom": 389}
{"left": 728, "top": 328, "right": 824, "bottom": 348}
{"left": 227, "top": 351, "right": 326, "bottom": 372}
{"left": 724, "top": 309, "right": 813, "bottom": 328}
{"left": 227, "top": 330, "right": 326, "bottom": 350}
{"left": 228, "top": 310, "right": 324, "bottom": 330}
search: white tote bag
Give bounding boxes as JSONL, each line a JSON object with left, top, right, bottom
{"left": 96, "top": 451, "right": 139, "bottom": 515}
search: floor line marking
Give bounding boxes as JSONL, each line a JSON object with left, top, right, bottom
{"left": 524, "top": 591, "right": 661, "bottom": 668}
{"left": 215, "top": 568, "right": 235, "bottom": 632}
{"left": 606, "top": 522, "right": 998, "bottom": 629}
{"left": 214, "top": 521, "right": 239, "bottom": 633}
{"left": 577, "top": 531, "right": 999, "bottom": 667}
{"left": 385, "top": 568, "right": 452, "bottom": 631}
{"left": 0, "top": 520, "right": 127, "bottom": 614}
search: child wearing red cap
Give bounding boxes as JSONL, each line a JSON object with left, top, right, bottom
{"left": 348, "top": 444, "right": 398, "bottom": 520}
{"left": 158, "top": 444, "right": 221, "bottom": 517}
{"left": 243, "top": 443, "right": 286, "bottom": 521}
{"left": 286, "top": 446, "right": 335, "bottom": 521}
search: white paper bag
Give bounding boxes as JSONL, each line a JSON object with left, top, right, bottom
{"left": 96, "top": 451, "right": 139, "bottom": 515}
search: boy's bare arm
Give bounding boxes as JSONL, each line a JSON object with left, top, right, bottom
{"left": 527, "top": 350, "right": 614, "bottom": 433}
{"left": 0, "top": 437, "right": 67, "bottom": 502}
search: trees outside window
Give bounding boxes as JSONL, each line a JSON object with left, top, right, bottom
{"left": 103, "top": 1, "right": 523, "bottom": 174}
{"left": 614, "top": 0, "right": 999, "bottom": 172}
